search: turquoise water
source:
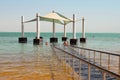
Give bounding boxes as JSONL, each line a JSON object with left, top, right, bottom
{"left": 0, "top": 32, "right": 120, "bottom": 54}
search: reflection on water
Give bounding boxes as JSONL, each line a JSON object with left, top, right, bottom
{"left": 0, "top": 44, "right": 79, "bottom": 80}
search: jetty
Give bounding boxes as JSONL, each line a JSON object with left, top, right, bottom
{"left": 54, "top": 44, "right": 120, "bottom": 80}
{"left": 0, "top": 44, "right": 120, "bottom": 80}
{"left": 17, "top": 11, "right": 120, "bottom": 80}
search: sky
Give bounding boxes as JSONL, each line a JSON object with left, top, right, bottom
{"left": 0, "top": 0, "right": 120, "bottom": 33}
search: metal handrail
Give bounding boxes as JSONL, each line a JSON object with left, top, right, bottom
{"left": 71, "top": 45, "right": 120, "bottom": 56}
{"left": 54, "top": 46, "right": 120, "bottom": 79}
{"left": 70, "top": 45, "right": 120, "bottom": 74}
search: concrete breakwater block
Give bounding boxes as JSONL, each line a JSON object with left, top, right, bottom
{"left": 18, "top": 37, "right": 27, "bottom": 43}
{"left": 80, "top": 38, "right": 86, "bottom": 43}
{"left": 33, "top": 39, "right": 40, "bottom": 45}
{"left": 62, "top": 37, "right": 68, "bottom": 41}
{"left": 50, "top": 37, "right": 58, "bottom": 43}
{"left": 70, "top": 39, "right": 77, "bottom": 45}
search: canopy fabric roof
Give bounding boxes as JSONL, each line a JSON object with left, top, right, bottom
{"left": 24, "top": 12, "right": 72, "bottom": 25}
{"left": 55, "top": 12, "right": 73, "bottom": 25}
{"left": 43, "top": 12, "right": 70, "bottom": 21}
{"left": 24, "top": 17, "right": 63, "bottom": 25}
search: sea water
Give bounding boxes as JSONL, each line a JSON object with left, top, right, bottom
{"left": 0, "top": 32, "right": 120, "bottom": 80}
{"left": 0, "top": 32, "right": 120, "bottom": 54}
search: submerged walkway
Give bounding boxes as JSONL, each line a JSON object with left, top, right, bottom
{"left": 54, "top": 44, "right": 120, "bottom": 80}
{"left": 0, "top": 45, "right": 79, "bottom": 80}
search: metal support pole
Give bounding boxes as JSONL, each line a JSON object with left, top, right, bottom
{"left": 119, "top": 56, "right": 120, "bottom": 74}
{"left": 88, "top": 64, "right": 91, "bottom": 80}
{"left": 89, "top": 51, "right": 90, "bottom": 61}
{"left": 82, "top": 17, "right": 85, "bottom": 38}
{"left": 72, "top": 56, "right": 74, "bottom": 69}
{"left": 53, "top": 19, "right": 55, "bottom": 37}
{"left": 36, "top": 13, "right": 40, "bottom": 39}
{"left": 73, "top": 14, "right": 76, "bottom": 39}
{"left": 64, "top": 23, "right": 66, "bottom": 37}
{"left": 78, "top": 49, "right": 80, "bottom": 55}
{"left": 100, "top": 53, "right": 102, "bottom": 66}
{"left": 21, "top": 16, "right": 24, "bottom": 37}
{"left": 81, "top": 49, "right": 82, "bottom": 56}
{"left": 61, "top": 53, "right": 64, "bottom": 67}
{"left": 94, "top": 51, "right": 96, "bottom": 63}
{"left": 66, "top": 54, "right": 69, "bottom": 74}
{"left": 84, "top": 50, "right": 86, "bottom": 58}
{"left": 103, "top": 72, "right": 106, "bottom": 80}
{"left": 79, "top": 60, "right": 81, "bottom": 80}
{"left": 83, "top": 49, "right": 87, "bottom": 58}
{"left": 52, "top": 11, "right": 55, "bottom": 37}
{"left": 72, "top": 56, "right": 74, "bottom": 77}
{"left": 108, "top": 54, "right": 110, "bottom": 69}
{"left": 63, "top": 52, "right": 65, "bottom": 67}
{"left": 65, "top": 53, "right": 67, "bottom": 72}
{"left": 68, "top": 55, "right": 70, "bottom": 66}
{"left": 68, "top": 55, "right": 70, "bottom": 74}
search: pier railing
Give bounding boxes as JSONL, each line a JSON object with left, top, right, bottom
{"left": 70, "top": 45, "right": 120, "bottom": 74}
{"left": 53, "top": 44, "right": 120, "bottom": 80}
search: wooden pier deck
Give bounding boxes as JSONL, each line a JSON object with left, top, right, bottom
{"left": 0, "top": 45, "right": 79, "bottom": 80}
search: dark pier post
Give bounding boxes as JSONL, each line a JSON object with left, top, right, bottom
{"left": 80, "top": 17, "right": 86, "bottom": 43}
{"left": 50, "top": 11, "right": 58, "bottom": 43}
{"left": 62, "top": 23, "right": 68, "bottom": 41}
{"left": 33, "top": 13, "right": 40, "bottom": 45}
{"left": 70, "top": 14, "right": 77, "bottom": 45}
{"left": 18, "top": 16, "right": 27, "bottom": 43}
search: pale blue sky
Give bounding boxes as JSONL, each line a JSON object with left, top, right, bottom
{"left": 0, "top": 0, "right": 120, "bottom": 33}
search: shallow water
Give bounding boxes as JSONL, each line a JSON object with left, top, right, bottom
{"left": 0, "top": 45, "right": 80, "bottom": 80}
{"left": 0, "top": 32, "right": 120, "bottom": 54}
{"left": 0, "top": 32, "right": 120, "bottom": 79}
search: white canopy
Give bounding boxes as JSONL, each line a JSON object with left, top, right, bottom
{"left": 55, "top": 12, "right": 73, "bottom": 25}
{"left": 24, "top": 17, "right": 64, "bottom": 25}
{"left": 43, "top": 12, "right": 70, "bottom": 21}
{"left": 24, "top": 12, "right": 72, "bottom": 25}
